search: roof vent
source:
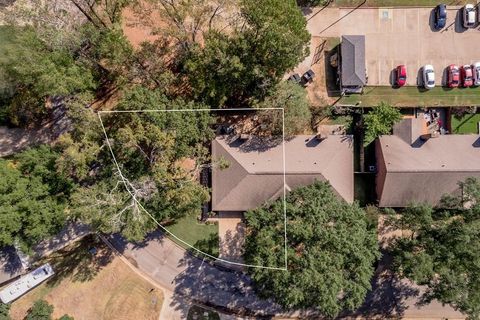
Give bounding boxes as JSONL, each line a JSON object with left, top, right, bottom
{"left": 239, "top": 134, "right": 250, "bottom": 141}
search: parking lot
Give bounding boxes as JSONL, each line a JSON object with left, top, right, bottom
{"left": 306, "top": 6, "right": 480, "bottom": 86}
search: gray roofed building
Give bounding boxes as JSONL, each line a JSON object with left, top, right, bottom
{"left": 376, "top": 117, "right": 480, "bottom": 207}
{"left": 212, "top": 135, "right": 354, "bottom": 212}
{"left": 340, "top": 35, "right": 366, "bottom": 94}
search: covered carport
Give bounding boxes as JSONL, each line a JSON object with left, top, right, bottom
{"left": 340, "top": 35, "right": 367, "bottom": 93}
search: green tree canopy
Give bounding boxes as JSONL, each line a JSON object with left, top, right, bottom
{"left": 363, "top": 102, "right": 402, "bottom": 145}
{"left": 25, "top": 300, "right": 53, "bottom": 320}
{"left": 244, "top": 181, "right": 380, "bottom": 317}
{"left": 254, "top": 81, "right": 312, "bottom": 137}
{"left": 1, "top": 27, "right": 96, "bottom": 125}
{"left": 68, "top": 86, "right": 213, "bottom": 242}
{"left": 0, "top": 147, "right": 70, "bottom": 250}
{"left": 0, "top": 302, "right": 10, "bottom": 320}
{"left": 184, "top": 0, "right": 309, "bottom": 107}
{"left": 389, "top": 177, "right": 480, "bottom": 318}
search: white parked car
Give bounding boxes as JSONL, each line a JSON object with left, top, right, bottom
{"left": 473, "top": 62, "right": 480, "bottom": 86}
{"left": 463, "top": 4, "right": 476, "bottom": 28}
{"left": 423, "top": 65, "right": 435, "bottom": 89}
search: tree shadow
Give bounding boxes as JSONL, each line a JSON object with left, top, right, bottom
{"left": 217, "top": 222, "right": 245, "bottom": 268}
{"left": 170, "top": 253, "right": 283, "bottom": 319}
{"left": 324, "top": 45, "right": 341, "bottom": 97}
{"left": 224, "top": 135, "right": 283, "bottom": 153}
{"left": 43, "top": 235, "right": 114, "bottom": 286}
{"left": 109, "top": 229, "right": 168, "bottom": 253}
{"left": 0, "top": 0, "right": 16, "bottom": 8}
{"left": 0, "top": 246, "right": 23, "bottom": 284}
{"left": 347, "top": 252, "right": 420, "bottom": 318}
{"left": 193, "top": 233, "right": 219, "bottom": 258}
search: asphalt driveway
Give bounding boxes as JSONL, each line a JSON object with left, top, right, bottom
{"left": 306, "top": 6, "right": 480, "bottom": 86}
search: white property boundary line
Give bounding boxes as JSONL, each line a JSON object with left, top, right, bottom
{"left": 97, "top": 108, "right": 288, "bottom": 271}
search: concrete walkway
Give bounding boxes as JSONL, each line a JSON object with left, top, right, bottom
{"left": 214, "top": 212, "right": 245, "bottom": 267}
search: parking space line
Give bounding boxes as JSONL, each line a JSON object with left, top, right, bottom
{"left": 378, "top": 60, "right": 381, "bottom": 85}
{"left": 391, "top": 9, "right": 394, "bottom": 33}
{"left": 417, "top": 9, "right": 420, "bottom": 34}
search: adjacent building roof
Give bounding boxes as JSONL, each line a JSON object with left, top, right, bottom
{"left": 341, "top": 35, "right": 366, "bottom": 88}
{"left": 212, "top": 135, "right": 354, "bottom": 212}
{"left": 376, "top": 118, "right": 480, "bottom": 207}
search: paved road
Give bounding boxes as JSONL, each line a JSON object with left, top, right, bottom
{"left": 0, "top": 103, "right": 71, "bottom": 157}
{"left": 107, "top": 232, "right": 286, "bottom": 318}
{"left": 108, "top": 230, "right": 464, "bottom": 319}
{"left": 305, "top": 7, "right": 480, "bottom": 86}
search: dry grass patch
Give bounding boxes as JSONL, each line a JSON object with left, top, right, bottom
{"left": 9, "top": 236, "right": 163, "bottom": 320}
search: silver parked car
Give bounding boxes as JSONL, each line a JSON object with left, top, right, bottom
{"left": 473, "top": 62, "right": 480, "bottom": 86}
{"left": 463, "top": 4, "right": 476, "bottom": 28}
{"left": 423, "top": 65, "right": 435, "bottom": 89}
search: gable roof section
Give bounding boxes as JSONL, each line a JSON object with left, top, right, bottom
{"left": 212, "top": 135, "right": 354, "bottom": 211}
{"left": 377, "top": 134, "right": 480, "bottom": 207}
{"left": 341, "top": 35, "right": 366, "bottom": 87}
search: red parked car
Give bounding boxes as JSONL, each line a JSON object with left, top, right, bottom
{"left": 395, "top": 65, "right": 407, "bottom": 87}
{"left": 461, "top": 65, "right": 474, "bottom": 87}
{"left": 447, "top": 64, "right": 460, "bottom": 88}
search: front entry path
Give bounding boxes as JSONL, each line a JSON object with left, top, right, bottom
{"left": 214, "top": 212, "right": 246, "bottom": 267}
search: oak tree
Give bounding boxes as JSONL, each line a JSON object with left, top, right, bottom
{"left": 244, "top": 181, "right": 380, "bottom": 317}
{"left": 389, "top": 177, "right": 480, "bottom": 318}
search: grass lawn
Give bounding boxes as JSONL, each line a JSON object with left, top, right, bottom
{"left": 187, "top": 305, "right": 220, "bottom": 320}
{"left": 9, "top": 236, "right": 163, "bottom": 320}
{"left": 165, "top": 214, "right": 219, "bottom": 257}
{"left": 334, "top": 0, "right": 467, "bottom": 7}
{"left": 339, "top": 86, "right": 480, "bottom": 107}
{"left": 451, "top": 114, "right": 480, "bottom": 134}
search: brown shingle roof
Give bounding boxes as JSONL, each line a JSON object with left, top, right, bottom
{"left": 212, "top": 135, "right": 354, "bottom": 211}
{"left": 377, "top": 123, "right": 480, "bottom": 207}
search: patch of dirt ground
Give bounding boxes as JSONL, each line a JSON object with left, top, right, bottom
{"left": 290, "top": 37, "right": 341, "bottom": 108}
{"left": 122, "top": 3, "right": 163, "bottom": 48}
{"left": 9, "top": 239, "right": 163, "bottom": 320}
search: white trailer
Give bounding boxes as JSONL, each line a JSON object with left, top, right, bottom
{"left": 0, "top": 263, "right": 54, "bottom": 303}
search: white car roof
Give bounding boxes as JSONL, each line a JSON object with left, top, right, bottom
{"left": 468, "top": 11, "right": 475, "bottom": 23}
{"left": 427, "top": 72, "right": 435, "bottom": 81}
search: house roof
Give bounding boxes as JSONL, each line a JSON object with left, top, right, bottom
{"left": 377, "top": 119, "right": 480, "bottom": 207}
{"left": 212, "top": 135, "right": 354, "bottom": 211}
{"left": 341, "top": 35, "right": 366, "bottom": 87}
